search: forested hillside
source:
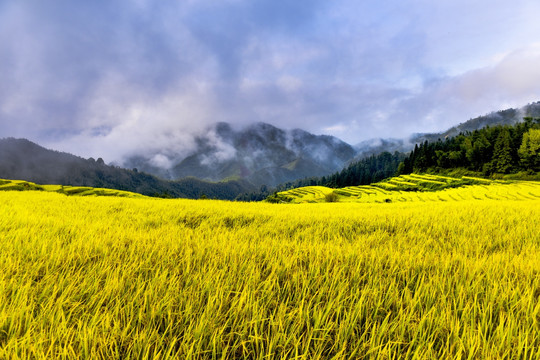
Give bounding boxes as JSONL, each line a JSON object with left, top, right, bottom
{"left": 125, "top": 122, "right": 357, "bottom": 187}
{"left": 305, "top": 151, "right": 405, "bottom": 188}
{"left": 352, "top": 102, "right": 540, "bottom": 160}
{"left": 412, "top": 102, "right": 540, "bottom": 144}
{"left": 237, "top": 151, "right": 405, "bottom": 200}
{"left": 398, "top": 117, "right": 540, "bottom": 176}
{"left": 0, "top": 138, "right": 255, "bottom": 199}
{"left": 248, "top": 115, "right": 540, "bottom": 202}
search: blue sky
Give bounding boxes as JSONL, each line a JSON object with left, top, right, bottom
{"left": 1, "top": 0, "right": 540, "bottom": 161}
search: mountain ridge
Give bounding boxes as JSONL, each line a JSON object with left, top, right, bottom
{"left": 0, "top": 138, "right": 255, "bottom": 199}
{"left": 2, "top": 101, "right": 540, "bottom": 199}
{"left": 353, "top": 101, "right": 540, "bottom": 159}
{"left": 125, "top": 122, "right": 357, "bottom": 187}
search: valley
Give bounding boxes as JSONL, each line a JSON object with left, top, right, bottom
{"left": 3, "top": 3, "right": 540, "bottom": 358}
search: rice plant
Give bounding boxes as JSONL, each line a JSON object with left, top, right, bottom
{"left": 1, "top": 180, "right": 539, "bottom": 358}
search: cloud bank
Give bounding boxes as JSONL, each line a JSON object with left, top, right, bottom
{"left": 1, "top": 0, "right": 540, "bottom": 164}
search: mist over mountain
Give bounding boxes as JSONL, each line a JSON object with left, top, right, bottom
{"left": 354, "top": 102, "right": 540, "bottom": 159}
{"left": 124, "top": 122, "right": 357, "bottom": 187}
{"left": 354, "top": 138, "right": 411, "bottom": 159}
{"left": 0, "top": 138, "right": 255, "bottom": 199}
{"left": 412, "top": 101, "right": 540, "bottom": 144}
{"left": 3, "top": 100, "right": 539, "bottom": 199}
{"left": 0, "top": 122, "right": 358, "bottom": 197}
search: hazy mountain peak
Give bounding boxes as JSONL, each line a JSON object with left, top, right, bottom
{"left": 352, "top": 101, "right": 540, "bottom": 161}
{"left": 248, "top": 122, "right": 281, "bottom": 131}
{"left": 214, "top": 122, "right": 234, "bottom": 138}
{"left": 122, "top": 122, "right": 357, "bottom": 187}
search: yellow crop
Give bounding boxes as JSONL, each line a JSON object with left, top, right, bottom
{"left": 0, "top": 178, "right": 145, "bottom": 198}
{"left": 275, "top": 175, "right": 540, "bottom": 203}
{"left": 1, "top": 180, "right": 540, "bottom": 358}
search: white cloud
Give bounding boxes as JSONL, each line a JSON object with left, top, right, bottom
{"left": 149, "top": 154, "right": 173, "bottom": 169}
{"left": 379, "top": 43, "right": 540, "bottom": 136}
{"left": 2, "top": 0, "right": 540, "bottom": 159}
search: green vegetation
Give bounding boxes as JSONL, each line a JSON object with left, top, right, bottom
{"left": 0, "top": 138, "right": 256, "bottom": 200}
{"left": 270, "top": 174, "right": 540, "bottom": 204}
{"left": 0, "top": 179, "right": 146, "bottom": 198}
{"left": 262, "top": 115, "right": 540, "bottom": 200}
{"left": 253, "top": 151, "right": 405, "bottom": 198}
{"left": 519, "top": 128, "right": 540, "bottom": 170}
{"left": 324, "top": 191, "right": 338, "bottom": 202}
{"left": 399, "top": 117, "right": 540, "bottom": 176}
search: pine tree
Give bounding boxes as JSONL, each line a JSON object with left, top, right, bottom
{"left": 491, "top": 128, "right": 514, "bottom": 173}
{"left": 518, "top": 128, "right": 540, "bottom": 171}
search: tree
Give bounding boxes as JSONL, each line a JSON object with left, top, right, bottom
{"left": 325, "top": 191, "right": 338, "bottom": 202}
{"left": 447, "top": 150, "right": 464, "bottom": 167}
{"left": 518, "top": 128, "right": 540, "bottom": 171}
{"left": 464, "top": 132, "right": 491, "bottom": 171}
{"left": 435, "top": 150, "right": 449, "bottom": 168}
{"left": 491, "top": 128, "right": 514, "bottom": 174}
{"left": 396, "top": 162, "right": 406, "bottom": 175}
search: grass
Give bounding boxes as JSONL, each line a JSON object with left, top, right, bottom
{"left": 0, "top": 178, "right": 540, "bottom": 358}
{"left": 0, "top": 179, "right": 145, "bottom": 198}
{"left": 271, "top": 174, "right": 539, "bottom": 204}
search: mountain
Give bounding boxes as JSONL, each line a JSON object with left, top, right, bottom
{"left": 354, "top": 101, "right": 540, "bottom": 159}
{"left": 265, "top": 101, "right": 540, "bottom": 197}
{"left": 354, "top": 138, "right": 411, "bottom": 159}
{"left": 398, "top": 116, "right": 540, "bottom": 175}
{"left": 411, "top": 101, "right": 540, "bottom": 144}
{"left": 125, "top": 122, "right": 357, "bottom": 187}
{"left": 4, "top": 102, "right": 538, "bottom": 199}
{"left": 0, "top": 138, "right": 255, "bottom": 199}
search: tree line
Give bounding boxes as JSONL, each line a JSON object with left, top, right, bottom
{"left": 0, "top": 138, "right": 256, "bottom": 200}
{"left": 235, "top": 151, "right": 405, "bottom": 201}
{"left": 238, "top": 117, "right": 540, "bottom": 201}
{"left": 398, "top": 117, "right": 540, "bottom": 175}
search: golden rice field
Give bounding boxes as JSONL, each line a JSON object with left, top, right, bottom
{"left": 0, "top": 178, "right": 145, "bottom": 198}
{"left": 1, "top": 177, "right": 540, "bottom": 359}
{"left": 274, "top": 174, "right": 540, "bottom": 203}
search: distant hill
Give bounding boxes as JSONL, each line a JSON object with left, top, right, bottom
{"left": 398, "top": 116, "right": 540, "bottom": 176}
{"left": 4, "top": 102, "right": 540, "bottom": 200}
{"left": 0, "top": 138, "right": 255, "bottom": 199}
{"left": 412, "top": 101, "right": 540, "bottom": 144}
{"left": 354, "top": 101, "right": 540, "bottom": 159}
{"left": 0, "top": 178, "right": 146, "bottom": 198}
{"left": 354, "top": 138, "right": 410, "bottom": 159}
{"left": 256, "top": 101, "right": 540, "bottom": 199}
{"left": 124, "top": 122, "right": 357, "bottom": 188}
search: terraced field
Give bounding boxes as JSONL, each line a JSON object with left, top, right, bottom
{"left": 272, "top": 174, "right": 540, "bottom": 203}
{"left": 0, "top": 178, "right": 145, "bottom": 198}
{"left": 1, "top": 176, "right": 540, "bottom": 358}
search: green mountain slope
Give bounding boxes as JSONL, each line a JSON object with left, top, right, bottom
{"left": 127, "top": 122, "right": 357, "bottom": 187}
{"left": 0, "top": 179, "right": 146, "bottom": 198}
{"left": 0, "top": 138, "right": 255, "bottom": 199}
